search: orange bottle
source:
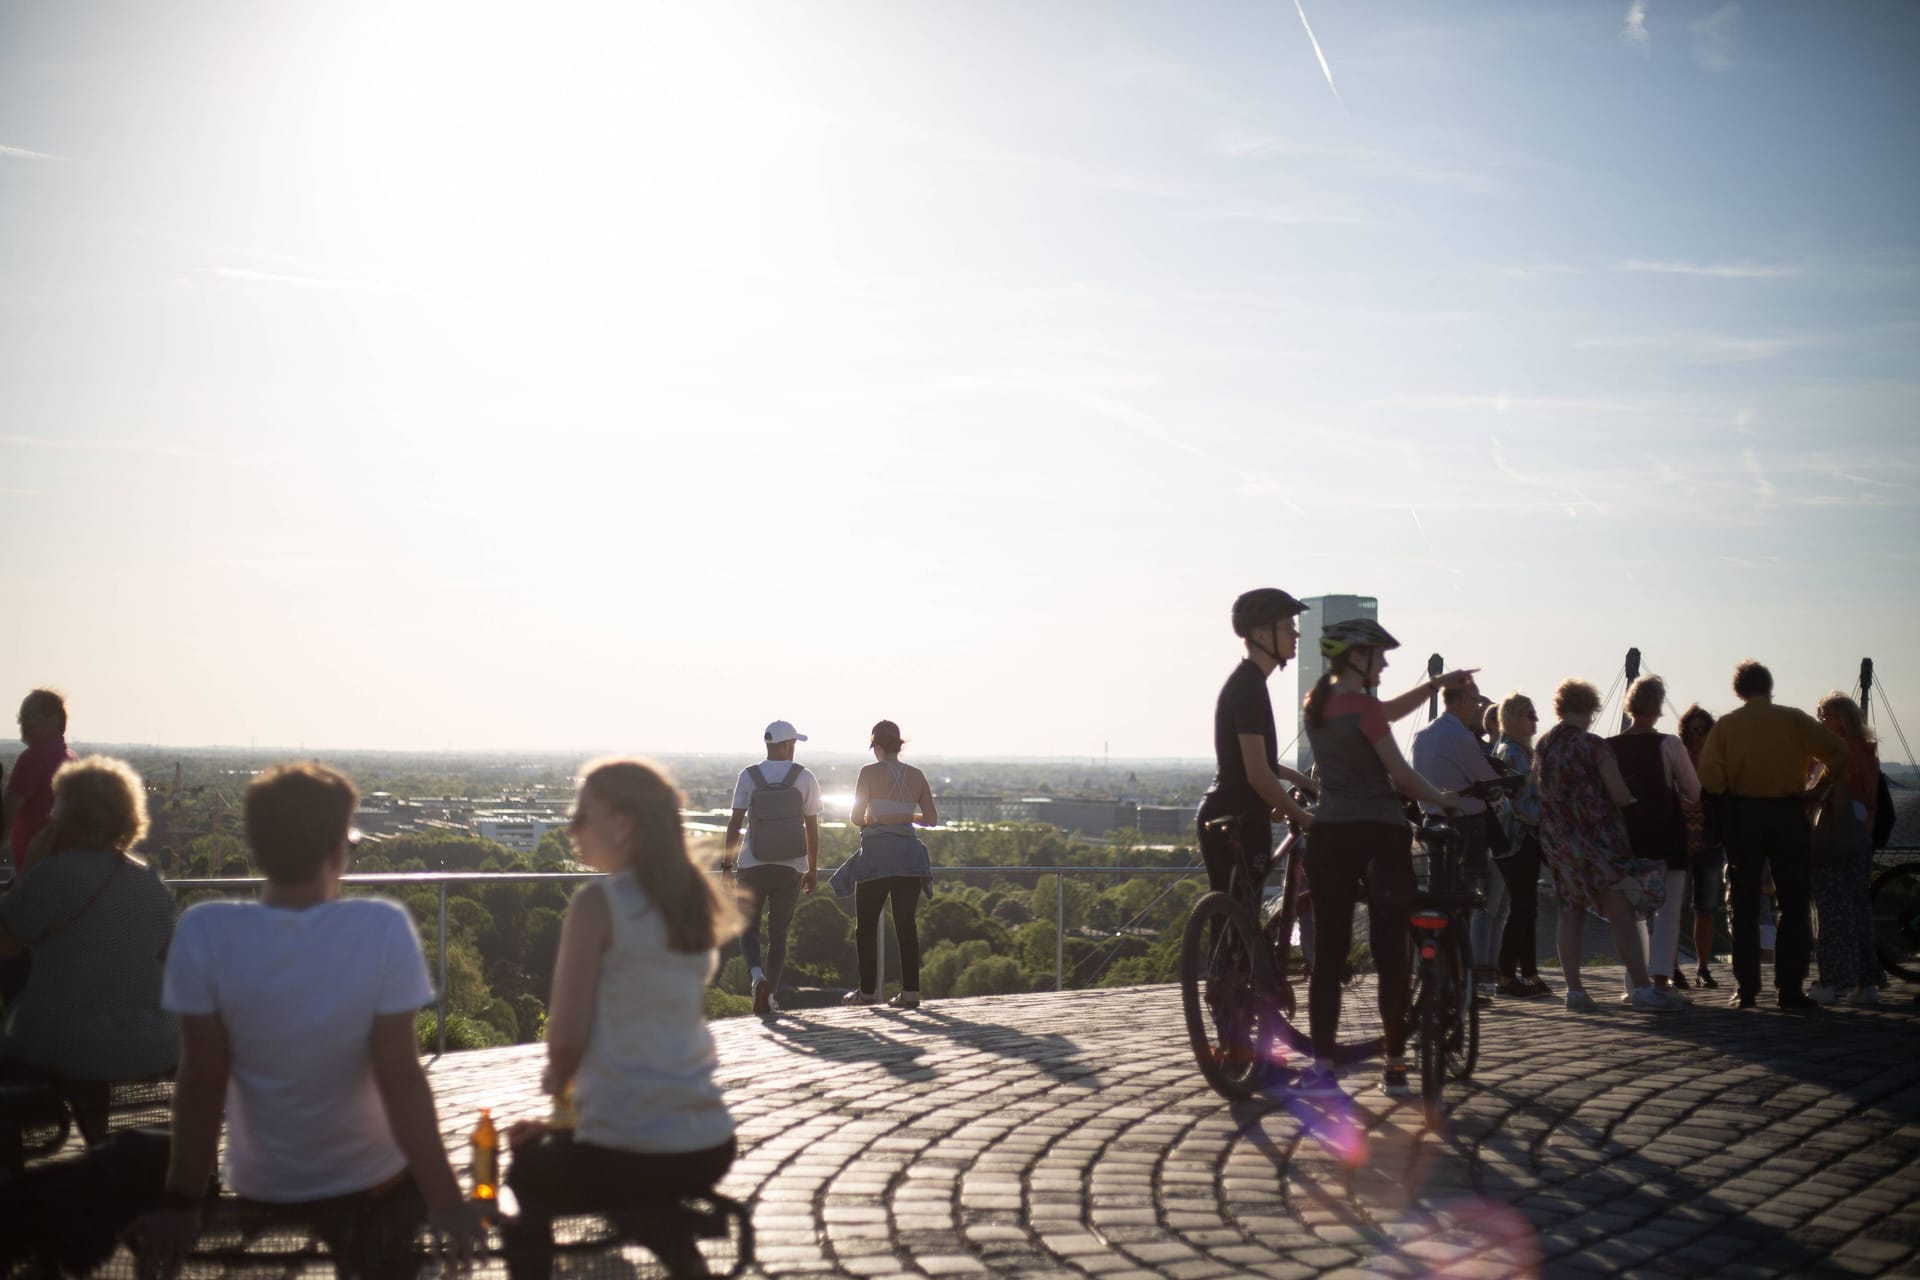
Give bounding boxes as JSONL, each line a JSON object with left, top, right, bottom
{"left": 470, "top": 1108, "right": 499, "bottom": 1202}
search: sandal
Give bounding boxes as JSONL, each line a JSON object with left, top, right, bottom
{"left": 1522, "top": 976, "right": 1555, "bottom": 998}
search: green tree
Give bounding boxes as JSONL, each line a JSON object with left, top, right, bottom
{"left": 919, "top": 897, "right": 987, "bottom": 949}
{"left": 790, "top": 896, "right": 852, "bottom": 969}
{"left": 955, "top": 956, "right": 1027, "bottom": 997}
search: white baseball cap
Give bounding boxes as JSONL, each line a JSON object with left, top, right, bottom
{"left": 764, "top": 720, "right": 808, "bottom": 744}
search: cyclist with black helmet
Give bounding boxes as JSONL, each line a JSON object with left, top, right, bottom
{"left": 1300, "top": 617, "right": 1474, "bottom": 1096}
{"left": 1195, "top": 589, "right": 1320, "bottom": 898}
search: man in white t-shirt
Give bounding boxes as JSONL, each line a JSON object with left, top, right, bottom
{"left": 133, "top": 763, "right": 484, "bottom": 1277}
{"left": 722, "top": 720, "right": 822, "bottom": 1017}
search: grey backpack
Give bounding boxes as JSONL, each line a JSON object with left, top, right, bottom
{"left": 746, "top": 764, "right": 809, "bottom": 862}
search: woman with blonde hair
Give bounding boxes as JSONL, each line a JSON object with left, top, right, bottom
{"left": 0, "top": 756, "right": 177, "bottom": 1090}
{"left": 503, "top": 758, "right": 743, "bottom": 1279}
{"left": 1536, "top": 680, "right": 1674, "bottom": 1010}
{"left": 1808, "top": 694, "right": 1881, "bottom": 1005}
{"left": 1609, "top": 675, "right": 1701, "bottom": 1000}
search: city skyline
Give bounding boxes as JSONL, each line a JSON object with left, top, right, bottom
{"left": 3, "top": 1, "right": 1916, "bottom": 758}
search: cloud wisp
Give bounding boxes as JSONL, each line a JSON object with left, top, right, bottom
{"left": 1690, "top": 2, "right": 1740, "bottom": 72}
{"left": 1291, "top": 0, "right": 1344, "bottom": 106}
{"left": 1618, "top": 258, "right": 1798, "bottom": 279}
{"left": 1623, "top": 1, "right": 1651, "bottom": 49}
{"left": 0, "top": 143, "right": 63, "bottom": 161}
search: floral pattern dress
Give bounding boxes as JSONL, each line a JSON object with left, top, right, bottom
{"left": 1536, "top": 722, "right": 1666, "bottom": 918}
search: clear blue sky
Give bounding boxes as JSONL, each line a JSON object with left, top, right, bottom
{"left": 3, "top": 1, "right": 1916, "bottom": 759}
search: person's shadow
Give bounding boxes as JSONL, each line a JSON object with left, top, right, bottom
{"left": 739, "top": 1014, "right": 934, "bottom": 1081}
{"left": 868, "top": 1005, "right": 1099, "bottom": 1086}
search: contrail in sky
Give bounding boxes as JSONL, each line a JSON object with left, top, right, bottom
{"left": 1292, "top": 0, "right": 1343, "bottom": 105}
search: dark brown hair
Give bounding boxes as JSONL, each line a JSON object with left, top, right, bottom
{"left": 1678, "top": 704, "right": 1716, "bottom": 744}
{"left": 870, "top": 720, "right": 905, "bottom": 754}
{"left": 245, "top": 762, "right": 358, "bottom": 883}
{"left": 580, "top": 758, "right": 741, "bottom": 954}
{"left": 1732, "top": 660, "right": 1773, "bottom": 699}
{"left": 20, "top": 688, "right": 67, "bottom": 734}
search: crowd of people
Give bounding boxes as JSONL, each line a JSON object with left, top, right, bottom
{"left": 0, "top": 598, "right": 1897, "bottom": 1273}
{"left": 0, "top": 688, "right": 941, "bottom": 1277}
{"left": 1199, "top": 589, "right": 1894, "bottom": 1098}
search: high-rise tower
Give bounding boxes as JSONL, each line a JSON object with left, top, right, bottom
{"left": 1296, "top": 594, "right": 1379, "bottom": 772}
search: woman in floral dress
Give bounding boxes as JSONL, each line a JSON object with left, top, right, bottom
{"left": 1536, "top": 678, "right": 1676, "bottom": 1011}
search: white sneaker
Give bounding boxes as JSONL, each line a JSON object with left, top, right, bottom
{"left": 1655, "top": 986, "right": 1689, "bottom": 1009}
{"left": 1805, "top": 983, "right": 1839, "bottom": 1006}
{"left": 1566, "top": 988, "right": 1598, "bottom": 1012}
{"left": 887, "top": 991, "right": 921, "bottom": 1009}
{"left": 767, "top": 994, "right": 782, "bottom": 1013}
{"left": 842, "top": 990, "right": 875, "bottom": 1006}
{"left": 1849, "top": 985, "right": 1880, "bottom": 1006}
{"left": 1626, "top": 986, "right": 1668, "bottom": 1009}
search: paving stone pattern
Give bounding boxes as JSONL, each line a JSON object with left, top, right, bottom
{"left": 428, "top": 971, "right": 1920, "bottom": 1279}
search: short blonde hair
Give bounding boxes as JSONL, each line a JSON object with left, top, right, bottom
{"left": 1626, "top": 675, "right": 1667, "bottom": 721}
{"left": 1554, "top": 679, "right": 1602, "bottom": 720}
{"left": 51, "top": 756, "right": 149, "bottom": 858}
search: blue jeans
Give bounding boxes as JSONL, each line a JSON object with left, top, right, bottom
{"left": 736, "top": 863, "right": 802, "bottom": 993}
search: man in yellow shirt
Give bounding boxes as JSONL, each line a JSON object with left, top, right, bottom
{"left": 1698, "top": 660, "right": 1849, "bottom": 1010}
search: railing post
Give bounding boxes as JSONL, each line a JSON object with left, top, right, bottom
{"left": 436, "top": 881, "right": 448, "bottom": 1058}
{"left": 1056, "top": 873, "right": 1065, "bottom": 992}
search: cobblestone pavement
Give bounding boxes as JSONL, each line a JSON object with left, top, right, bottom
{"left": 429, "top": 971, "right": 1920, "bottom": 1279}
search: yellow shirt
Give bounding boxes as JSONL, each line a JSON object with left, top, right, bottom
{"left": 1697, "top": 696, "right": 1849, "bottom": 799}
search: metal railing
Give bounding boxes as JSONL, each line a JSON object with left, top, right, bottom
{"left": 156, "top": 865, "right": 1208, "bottom": 1055}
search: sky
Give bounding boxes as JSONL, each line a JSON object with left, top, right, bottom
{"left": 2, "top": 1, "right": 1917, "bottom": 763}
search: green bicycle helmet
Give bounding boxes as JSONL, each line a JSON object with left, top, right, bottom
{"left": 1319, "top": 618, "right": 1400, "bottom": 660}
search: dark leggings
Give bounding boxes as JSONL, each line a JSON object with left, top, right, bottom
{"left": 503, "top": 1133, "right": 736, "bottom": 1279}
{"left": 1303, "top": 822, "right": 1414, "bottom": 1059}
{"left": 856, "top": 876, "right": 923, "bottom": 993}
{"left": 1496, "top": 834, "right": 1544, "bottom": 980}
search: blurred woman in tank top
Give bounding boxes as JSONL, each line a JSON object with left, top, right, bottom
{"left": 502, "top": 758, "right": 742, "bottom": 1280}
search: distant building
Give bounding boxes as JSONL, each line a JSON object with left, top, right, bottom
{"left": 472, "top": 811, "right": 563, "bottom": 854}
{"left": 1023, "top": 797, "right": 1137, "bottom": 837}
{"left": 1135, "top": 804, "right": 1192, "bottom": 839}
{"left": 1297, "top": 594, "right": 1380, "bottom": 773}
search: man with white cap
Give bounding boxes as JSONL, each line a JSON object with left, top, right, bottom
{"left": 723, "top": 721, "right": 822, "bottom": 1016}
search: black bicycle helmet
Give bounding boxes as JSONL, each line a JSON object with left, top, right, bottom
{"left": 1230, "top": 588, "right": 1309, "bottom": 638}
{"left": 1319, "top": 618, "right": 1400, "bottom": 659}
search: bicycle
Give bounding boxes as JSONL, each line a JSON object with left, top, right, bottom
{"left": 1180, "top": 776, "right": 1523, "bottom": 1121}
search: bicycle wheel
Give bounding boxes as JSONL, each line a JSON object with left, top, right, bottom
{"left": 1417, "top": 962, "right": 1445, "bottom": 1124}
{"left": 1181, "top": 892, "right": 1275, "bottom": 1101}
{"left": 1445, "top": 931, "right": 1479, "bottom": 1080}
{"left": 1871, "top": 862, "right": 1920, "bottom": 981}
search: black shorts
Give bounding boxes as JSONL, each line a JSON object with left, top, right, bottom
{"left": 1195, "top": 795, "right": 1271, "bottom": 896}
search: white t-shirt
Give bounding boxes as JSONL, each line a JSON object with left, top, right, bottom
{"left": 730, "top": 759, "right": 823, "bottom": 869}
{"left": 162, "top": 897, "right": 435, "bottom": 1202}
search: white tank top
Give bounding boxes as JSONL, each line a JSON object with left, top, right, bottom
{"left": 573, "top": 874, "right": 735, "bottom": 1154}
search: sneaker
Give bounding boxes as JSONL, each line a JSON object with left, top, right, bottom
{"left": 1804, "top": 983, "right": 1839, "bottom": 1006}
{"left": 1566, "top": 988, "right": 1598, "bottom": 1012}
{"left": 1654, "top": 986, "right": 1689, "bottom": 1009}
{"left": 1495, "top": 976, "right": 1530, "bottom": 998}
{"left": 1625, "top": 986, "right": 1669, "bottom": 1009}
{"left": 1849, "top": 985, "right": 1880, "bottom": 1006}
{"left": 1522, "top": 976, "right": 1555, "bottom": 998}
{"left": 887, "top": 991, "right": 921, "bottom": 1009}
{"left": 752, "top": 979, "right": 771, "bottom": 1016}
{"left": 1695, "top": 967, "right": 1720, "bottom": 989}
{"left": 1670, "top": 969, "right": 1692, "bottom": 991}
{"left": 766, "top": 994, "right": 782, "bottom": 1014}
{"left": 842, "top": 989, "right": 875, "bottom": 1006}
{"left": 1474, "top": 981, "right": 1497, "bottom": 1006}
{"left": 1292, "top": 1067, "right": 1344, "bottom": 1096}
{"left": 1779, "top": 989, "right": 1824, "bottom": 1010}
{"left": 1730, "top": 991, "right": 1757, "bottom": 1009}
{"left": 1381, "top": 1062, "right": 1412, "bottom": 1096}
